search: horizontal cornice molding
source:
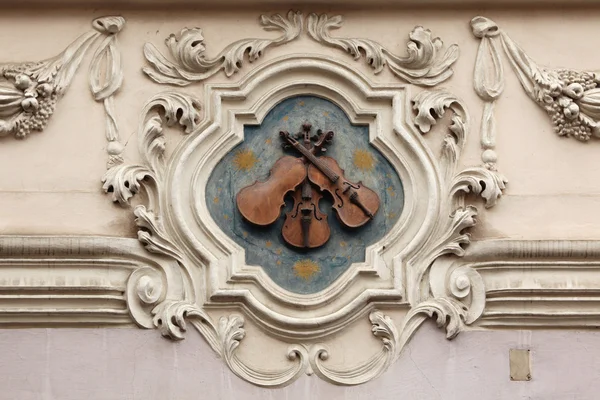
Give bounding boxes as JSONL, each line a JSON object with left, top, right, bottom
{"left": 0, "top": 0, "right": 598, "bottom": 8}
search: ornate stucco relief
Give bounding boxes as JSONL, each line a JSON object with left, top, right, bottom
{"left": 0, "top": 15, "right": 126, "bottom": 165}
{"left": 306, "top": 14, "right": 459, "bottom": 86}
{"left": 472, "top": 16, "right": 600, "bottom": 142}
{"left": 143, "top": 11, "right": 458, "bottom": 86}
{"left": 100, "top": 9, "right": 504, "bottom": 380}
{"left": 7, "top": 9, "right": 600, "bottom": 390}
{"left": 0, "top": 10, "right": 509, "bottom": 387}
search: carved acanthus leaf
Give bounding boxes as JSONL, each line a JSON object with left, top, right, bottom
{"left": 103, "top": 91, "right": 202, "bottom": 204}
{"left": 139, "top": 92, "right": 202, "bottom": 178}
{"left": 134, "top": 205, "right": 183, "bottom": 261}
{"left": 144, "top": 11, "right": 303, "bottom": 86}
{"left": 412, "top": 89, "right": 469, "bottom": 181}
{"left": 0, "top": 16, "right": 124, "bottom": 139}
{"left": 408, "top": 298, "right": 467, "bottom": 339}
{"left": 451, "top": 167, "right": 507, "bottom": 208}
{"left": 102, "top": 164, "right": 155, "bottom": 206}
{"left": 434, "top": 206, "right": 478, "bottom": 258}
{"left": 307, "top": 13, "right": 458, "bottom": 86}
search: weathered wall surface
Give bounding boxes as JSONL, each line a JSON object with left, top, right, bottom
{"left": 2, "top": 4, "right": 600, "bottom": 399}
{"left": 2, "top": 7, "right": 600, "bottom": 239}
{"left": 2, "top": 323, "right": 599, "bottom": 400}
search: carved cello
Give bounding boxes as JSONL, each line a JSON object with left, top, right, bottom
{"left": 281, "top": 126, "right": 331, "bottom": 248}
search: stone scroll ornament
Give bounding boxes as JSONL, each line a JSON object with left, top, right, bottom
{"left": 143, "top": 11, "right": 303, "bottom": 86}
{"left": 101, "top": 12, "right": 506, "bottom": 388}
{"left": 0, "top": 16, "right": 126, "bottom": 166}
{"left": 471, "top": 16, "right": 600, "bottom": 143}
{"left": 143, "top": 11, "right": 458, "bottom": 87}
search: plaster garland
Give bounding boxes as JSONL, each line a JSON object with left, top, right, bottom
{"left": 0, "top": 15, "right": 125, "bottom": 148}
{"left": 471, "top": 16, "right": 600, "bottom": 142}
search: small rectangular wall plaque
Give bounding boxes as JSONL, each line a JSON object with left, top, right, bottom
{"left": 509, "top": 349, "right": 532, "bottom": 381}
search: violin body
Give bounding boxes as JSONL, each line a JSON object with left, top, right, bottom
{"left": 282, "top": 186, "right": 330, "bottom": 248}
{"left": 236, "top": 156, "right": 306, "bottom": 226}
{"left": 307, "top": 156, "right": 380, "bottom": 228}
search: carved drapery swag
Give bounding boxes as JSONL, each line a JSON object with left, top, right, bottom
{"left": 471, "top": 16, "right": 600, "bottom": 142}
{"left": 0, "top": 16, "right": 126, "bottom": 168}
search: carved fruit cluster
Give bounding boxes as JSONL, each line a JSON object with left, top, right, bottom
{"left": 541, "top": 69, "right": 600, "bottom": 142}
{"left": 1, "top": 70, "right": 58, "bottom": 138}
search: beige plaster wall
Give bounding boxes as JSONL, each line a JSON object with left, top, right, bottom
{"left": 1, "top": 5, "right": 600, "bottom": 398}
{"left": 1, "top": 6, "right": 600, "bottom": 240}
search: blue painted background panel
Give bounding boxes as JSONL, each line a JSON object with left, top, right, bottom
{"left": 206, "top": 95, "right": 403, "bottom": 294}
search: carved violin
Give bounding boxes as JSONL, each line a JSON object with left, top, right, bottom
{"left": 280, "top": 129, "right": 380, "bottom": 229}
{"left": 281, "top": 125, "right": 332, "bottom": 248}
{"left": 236, "top": 123, "right": 380, "bottom": 249}
{"left": 236, "top": 156, "right": 306, "bottom": 226}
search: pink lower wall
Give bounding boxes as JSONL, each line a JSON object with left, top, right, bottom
{"left": 1, "top": 322, "right": 597, "bottom": 399}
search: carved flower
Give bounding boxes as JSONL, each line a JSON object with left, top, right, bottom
{"left": 166, "top": 28, "right": 207, "bottom": 70}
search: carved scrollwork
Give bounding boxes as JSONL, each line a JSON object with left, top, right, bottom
{"left": 143, "top": 11, "right": 303, "bottom": 86}
{"left": 307, "top": 13, "right": 459, "bottom": 86}
{"left": 126, "top": 266, "right": 166, "bottom": 328}
{"left": 429, "top": 259, "right": 486, "bottom": 330}
{"left": 0, "top": 16, "right": 125, "bottom": 141}
{"left": 102, "top": 91, "right": 202, "bottom": 207}
{"left": 150, "top": 300, "right": 309, "bottom": 387}
{"left": 143, "top": 11, "right": 459, "bottom": 88}
{"left": 471, "top": 16, "right": 600, "bottom": 142}
{"left": 409, "top": 89, "right": 505, "bottom": 340}
{"left": 104, "top": 45, "right": 502, "bottom": 386}
{"left": 308, "top": 310, "right": 399, "bottom": 385}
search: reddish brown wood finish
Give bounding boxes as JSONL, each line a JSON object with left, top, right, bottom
{"left": 282, "top": 185, "right": 330, "bottom": 248}
{"left": 236, "top": 156, "right": 306, "bottom": 226}
{"left": 307, "top": 157, "right": 380, "bottom": 228}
